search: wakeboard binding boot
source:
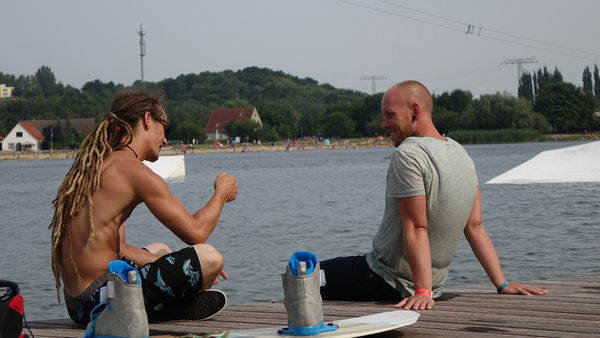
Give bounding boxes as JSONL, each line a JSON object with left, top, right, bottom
{"left": 84, "top": 260, "right": 149, "bottom": 338}
{"left": 279, "top": 251, "right": 337, "bottom": 336}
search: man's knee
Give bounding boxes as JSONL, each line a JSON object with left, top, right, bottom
{"left": 192, "top": 244, "right": 224, "bottom": 289}
{"left": 193, "top": 243, "right": 223, "bottom": 270}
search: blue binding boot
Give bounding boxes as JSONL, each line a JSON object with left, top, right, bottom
{"left": 84, "top": 261, "right": 149, "bottom": 338}
{"left": 279, "top": 251, "right": 337, "bottom": 336}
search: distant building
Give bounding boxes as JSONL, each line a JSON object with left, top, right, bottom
{"left": 205, "top": 107, "right": 262, "bottom": 141}
{"left": 1, "top": 118, "right": 96, "bottom": 152}
{"left": 0, "top": 84, "right": 14, "bottom": 99}
{"left": 2, "top": 121, "right": 46, "bottom": 152}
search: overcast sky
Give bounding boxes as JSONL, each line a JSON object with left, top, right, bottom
{"left": 2, "top": 0, "right": 599, "bottom": 98}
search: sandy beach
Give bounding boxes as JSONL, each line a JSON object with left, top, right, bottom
{"left": 0, "top": 138, "right": 392, "bottom": 161}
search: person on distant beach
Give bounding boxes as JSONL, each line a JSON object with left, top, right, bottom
{"left": 49, "top": 89, "right": 237, "bottom": 324}
{"left": 320, "top": 80, "right": 548, "bottom": 310}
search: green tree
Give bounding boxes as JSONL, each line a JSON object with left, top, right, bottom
{"left": 433, "top": 107, "right": 462, "bottom": 134}
{"left": 582, "top": 66, "right": 593, "bottom": 94}
{"left": 299, "top": 113, "right": 317, "bottom": 138}
{"left": 82, "top": 79, "right": 122, "bottom": 98}
{"left": 593, "top": 64, "right": 600, "bottom": 101}
{"left": 256, "top": 102, "right": 300, "bottom": 139}
{"left": 434, "top": 89, "right": 473, "bottom": 113}
{"left": 463, "top": 92, "right": 533, "bottom": 130}
{"left": 350, "top": 93, "right": 383, "bottom": 136}
{"left": 175, "top": 120, "right": 205, "bottom": 144}
{"left": 225, "top": 119, "right": 262, "bottom": 142}
{"left": 532, "top": 112, "right": 552, "bottom": 133}
{"left": 534, "top": 82, "right": 596, "bottom": 132}
{"left": 35, "top": 66, "right": 57, "bottom": 96}
{"left": 518, "top": 71, "right": 534, "bottom": 103}
{"left": 319, "top": 111, "right": 355, "bottom": 138}
{"left": 552, "top": 67, "right": 563, "bottom": 82}
{"left": 534, "top": 67, "right": 552, "bottom": 96}
{"left": 364, "top": 113, "right": 383, "bottom": 137}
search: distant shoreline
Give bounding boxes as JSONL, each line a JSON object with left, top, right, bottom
{"left": 0, "top": 138, "right": 392, "bottom": 162}
{"left": 1, "top": 134, "right": 595, "bottom": 162}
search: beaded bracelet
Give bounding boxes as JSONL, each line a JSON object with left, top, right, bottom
{"left": 497, "top": 281, "right": 509, "bottom": 294}
{"left": 415, "top": 288, "right": 432, "bottom": 298}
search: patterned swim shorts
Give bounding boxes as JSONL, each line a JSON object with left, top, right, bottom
{"left": 66, "top": 246, "right": 204, "bottom": 324}
{"left": 138, "top": 246, "right": 204, "bottom": 321}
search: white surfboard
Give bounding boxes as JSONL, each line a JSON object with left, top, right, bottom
{"left": 144, "top": 155, "right": 185, "bottom": 179}
{"left": 218, "top": 310, "right": 420, "bottom": 338}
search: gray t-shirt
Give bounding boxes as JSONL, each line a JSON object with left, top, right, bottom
{"left": 366, "top": 137, "right": 478, "bottom": 298}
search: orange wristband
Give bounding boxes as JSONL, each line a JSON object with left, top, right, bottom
{"left": 415, "top": 288, "right": 432, "bottom": 298}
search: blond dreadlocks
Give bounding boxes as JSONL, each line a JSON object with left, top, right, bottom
{"left": 49, "top": 89, "right": 165, "bottom": 301}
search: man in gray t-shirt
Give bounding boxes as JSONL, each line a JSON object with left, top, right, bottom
{"left": 320, "top": 80, "right": 548, "bottom": 310}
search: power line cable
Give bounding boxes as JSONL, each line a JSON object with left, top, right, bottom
{"left": 339, "top": 0, "right": 599, "bottom": 62}
{"left": 376, "top": 0, "right": 600, "bottom": 58}
{"left": 339, "top": 0, "right": 466, "bottom": 34}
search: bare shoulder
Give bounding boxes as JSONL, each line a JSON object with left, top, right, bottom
{"left": 99, "top": 152, "right": 162, "bottom": 193}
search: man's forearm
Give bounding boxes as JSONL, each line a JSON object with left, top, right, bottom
{"left": 190, "top": 192, "right": 228, "bottom": 242}
{"left": 465, "top": 225, "right": 505, "bottom": 287}
{"left": 120, "top": 243, "right": 161, "bottom": 267}
{"left": 404, "top": 228, "right": 433, "bottom": 290}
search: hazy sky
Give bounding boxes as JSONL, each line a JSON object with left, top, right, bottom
{"left": 2, "top": 0, "right": 599, "bottom": 98}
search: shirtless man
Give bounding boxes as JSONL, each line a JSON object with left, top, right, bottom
{"left": 49, "top": 89, "right": 237, "bottom": 324}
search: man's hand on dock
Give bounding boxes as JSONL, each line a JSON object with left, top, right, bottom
{"left": 500, "top": 282, "right": 549, "bottom": 295}
{"left": 393, "top": 294, "right": 435, "bottom": 311}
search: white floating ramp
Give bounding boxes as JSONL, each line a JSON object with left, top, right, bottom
{"left": 144, "top": 155, "right": 185, "bottom": 179}
{"left": 486, "top": 141, "right": 600, "bottom": 184}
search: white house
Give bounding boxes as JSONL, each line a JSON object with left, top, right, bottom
{"left": 1, "top": 118, "right": 95, "bottom": 152}
{"left": 1, "top": 121, "right": 45, "bottom": 152}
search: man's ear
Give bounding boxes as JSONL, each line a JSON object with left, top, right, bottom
{"left": 411, "top": 103, "right": 420, "bottom": 121}
{"left": 142, "top": 111, "right": 152, "bottom": 130}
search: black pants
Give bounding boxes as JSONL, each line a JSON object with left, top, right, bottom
{"left": 319, "top": 255, "right": 404, "bottom": 301}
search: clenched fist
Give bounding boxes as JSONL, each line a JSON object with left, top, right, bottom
{"left": 214, "top": 172, "right": 237, "bottom": 202}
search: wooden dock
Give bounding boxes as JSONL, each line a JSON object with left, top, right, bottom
{"left": 28, "top": 275, "right": 600, "bottom": 337}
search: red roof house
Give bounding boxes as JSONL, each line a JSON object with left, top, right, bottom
{"left": 205, "top": 107, "right": 262, "bottom": 141}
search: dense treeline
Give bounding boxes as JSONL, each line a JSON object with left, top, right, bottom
{"left": 1, "top": 64, "right": 598, "bottom": 148}
{"left": 518, "top": 66, "right": 599, "bottom": 133}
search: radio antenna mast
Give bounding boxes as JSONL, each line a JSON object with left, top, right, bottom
{"left": 138, "top": 24, "right": 146, "bottom": 85}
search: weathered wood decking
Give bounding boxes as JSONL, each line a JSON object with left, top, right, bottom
{"left": 28, "top": 275, "right": 600, "bottom": 337}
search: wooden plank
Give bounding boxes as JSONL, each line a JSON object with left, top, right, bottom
{"left": 26, "top": 275, "right": 600, "bottom": 338}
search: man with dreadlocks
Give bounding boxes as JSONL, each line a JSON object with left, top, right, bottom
{"left": 49, "top": 89, "right": 238, "bottom": 324}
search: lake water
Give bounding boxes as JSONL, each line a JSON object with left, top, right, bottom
{"left": 1, "top": 141, "right": 599, "bottom": 321}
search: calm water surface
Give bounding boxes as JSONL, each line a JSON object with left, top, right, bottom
{"left": 1, "top": 141, "right": 599, "bottom": 320}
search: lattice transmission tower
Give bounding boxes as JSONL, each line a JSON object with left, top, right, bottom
{"left": 500, "top": 57, "right": 538, "bottom": 90}
{"left": 361, "top": 75, "right": 387, "bottom": 94}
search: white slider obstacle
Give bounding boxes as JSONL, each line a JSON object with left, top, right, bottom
{"left": 486, "top": 141, "right": 600, "bottom": 184}
{"left": 144, "top": 155, "right": 186, "bottom": 179}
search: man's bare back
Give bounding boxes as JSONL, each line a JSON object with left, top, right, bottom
{"left": 50, "top": 90, "right": 237, "bottom": 324}
{"left": 60, "top": 150, "right": 147, "bottom": 296}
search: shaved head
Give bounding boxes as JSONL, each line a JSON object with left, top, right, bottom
{"left": 385, "top": 80, "right": 433, "bottom": 116}
{"left": 381, "top": 80, "right": 443, "bottom": 144}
